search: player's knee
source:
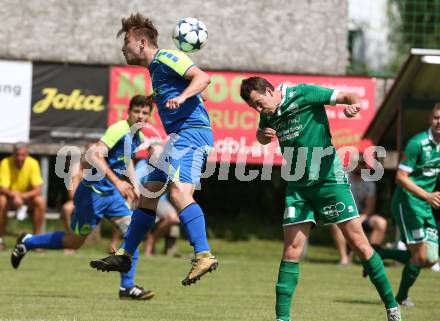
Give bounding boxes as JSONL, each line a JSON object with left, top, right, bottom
{"left": 62, "top": 202, "right": 74, "bottom": 216}
{"left": 350, "top": 241, "right": 372, "bottom": 260}
{"left": 168, "top": 188, "right": 180, "bottom": 201}
{"left": 169, "top": 189, "right": 185, "bottom": 207}
{"left": 31, "top": 196, "right": 45, "bottom": 210}
{"left": 373, "top": 216, "right": 387, "bottom": 231}
{"left": 412, "top": 250, "right": 429, "bottom": 267}
{"left": 115, "top": 218, "right": 131, "bottom": 236}
{"left": 283, "top": 245, "right": 302, "bottom": 261}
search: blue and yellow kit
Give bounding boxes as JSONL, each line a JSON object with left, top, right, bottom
{"left": 143, "top": 49, "right": 213, "bottom": 185}
{"left": 71, "top": 120, "right": 143, "bottom": 235}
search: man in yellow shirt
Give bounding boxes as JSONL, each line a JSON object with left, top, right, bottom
{"left": 0, "top": 143, "right": 46, "bottom": 250}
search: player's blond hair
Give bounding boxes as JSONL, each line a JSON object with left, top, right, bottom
{"left": 117, "top": 13, "right": 158, "bottom": 47}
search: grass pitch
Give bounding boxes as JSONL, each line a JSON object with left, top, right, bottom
{"left": 0, "top": 238, "right": 439, "bottom": 321}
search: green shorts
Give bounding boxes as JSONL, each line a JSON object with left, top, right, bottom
{"left": 392, "top": 193, "right": 439, "bottom": 246}
{"left": 283, "top": 180, "right": 359, "bottom": 226}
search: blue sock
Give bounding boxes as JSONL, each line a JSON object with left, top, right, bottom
{"left": 120, "top": 248, "right": 138, "bottom": 289}
{"left": 121, "top": 208, "right": 156, "bottom": 254}
{"left": 179, "top": 203, "right": 210, "bottom": 254}
{"left": 23, "top": 231, "right": 65, "bottom": 250}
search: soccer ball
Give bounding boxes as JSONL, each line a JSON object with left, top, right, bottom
{"left": 172, "top": 18, "right": 208, "bottom": 53}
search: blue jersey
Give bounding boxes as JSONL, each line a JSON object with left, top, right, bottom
{"left": 83, "top": 120, "right": 144, "bottom": 194}
{"left": 149, "top": 49, "right": 211, "bottom": 134}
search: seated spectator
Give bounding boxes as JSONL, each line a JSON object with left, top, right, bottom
{"left": 330, "top": 153, "right": 387, "bottom": 265}
{"left": 0, "top": 143, "right": 46, "bottom": 251}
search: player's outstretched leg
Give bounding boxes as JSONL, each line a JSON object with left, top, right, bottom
{"left": 179, "top": 203, "right": 218, "bottom": 286}
{"left": 339, "top": 219, "right": 401, "bottom": 321}
{"left": 11, "top": 231, "right": 65, "bottom": 269}
{"left": 394, "top": 262, "right": 420, "bottom": 307}
{"left": 90, "top": 208, "right": 156, "bottom": 273}
{"left": 372, "top": 243, "right": 418, "bottom": 307}
{"left": 362, "top": 244, "right": 412, "bottom": 278}
{"left": 119, "top": 248, "right": 154, "bottom": 300}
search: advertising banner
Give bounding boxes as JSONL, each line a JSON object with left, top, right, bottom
{"left": 31, "top": 63, "right": 109, "bottom": 142}
{"left": 109, "top": 67, "right": 375, "bottom": 165}
{"left": 0, "top": 60, "right": 32, "bottom": 143}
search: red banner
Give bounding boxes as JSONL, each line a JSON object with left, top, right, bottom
{"left": 109, "top": 67, "right": 375, "bottom": 165}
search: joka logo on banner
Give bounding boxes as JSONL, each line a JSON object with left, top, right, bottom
{"left": 31, "top": 63, "right": 109, "bottom": 142}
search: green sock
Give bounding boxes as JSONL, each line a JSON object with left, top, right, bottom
{"left": 275, "top": 261, "right": 299, "bottom": 321}
{"left": 395, "top": 262, "right": 421, "bottom": 302}
{"left": 376, "top": 247, "right": 411, "bottom": 264}
{"left": 362, "top": 251, "right": 398, "bottom": 309}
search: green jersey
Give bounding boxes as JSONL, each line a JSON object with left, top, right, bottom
{"left": 394, "top": 129, "right": 440, "bottom": 212}
{"left": 258, "top": 83, "right": 344, "bottom": 186}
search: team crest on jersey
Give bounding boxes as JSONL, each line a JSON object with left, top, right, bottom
{"left": 288, "top": 91, "right": 296, "bottom": 98}
{"left": 273, "top": 116, "right": 301, "bottom": 131}
{"left": 286, "top": 102, "right": 299, "bottom": 112}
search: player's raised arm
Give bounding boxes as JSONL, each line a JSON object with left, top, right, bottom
{"left": 336, "top": 92, "right": 361, "bottom": 118}
{"left": 165, "top": 66, "right": 211, "bottom": 109}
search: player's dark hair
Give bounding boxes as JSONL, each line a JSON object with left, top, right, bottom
{"left": 117, "top": 13, "right": 158, "bottom": 47}
{"left": 129, "top": 94, "right": 153, "bottom": 113}
{"left": 240, "top": 77, "right": 274, "bottom": 103}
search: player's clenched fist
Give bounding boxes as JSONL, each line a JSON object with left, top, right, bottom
{"left": 165, "top": 95, "right": 186, "bottom": 109}
{"left": 343, "top": 104, "right": 361, "bottom": 118}
{"left": 257, "top": 127, "right": 277, "bottom": 145}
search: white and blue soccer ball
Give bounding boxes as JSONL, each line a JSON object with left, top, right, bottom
{"left": 172, "top": 18, "right": 208, "bottom": 53}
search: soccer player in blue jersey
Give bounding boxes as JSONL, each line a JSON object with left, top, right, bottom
{"left": 90, "top": 13, "right": 217, "bottom": 286}
{"left": 11, "top": 95, "right": 155, "bottom": 300}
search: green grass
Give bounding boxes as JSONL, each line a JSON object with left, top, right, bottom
{"left": 0, "top": 237, "right": 439, "bottom": 321}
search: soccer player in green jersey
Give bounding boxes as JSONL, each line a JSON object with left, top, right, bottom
{"left": 373, "top": 103, "right": 440, "bottom": 307}
{"left": 240, "top": 77, "right": 401, "bottom": 321}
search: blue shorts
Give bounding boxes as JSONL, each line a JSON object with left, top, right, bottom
{"left": 139, "top": 127, "right": 213, "bottom": 185}
{"left": 70, "top": 183, "right": 132, "bottom": 236}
